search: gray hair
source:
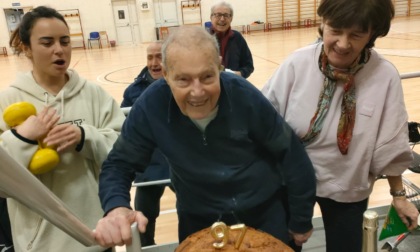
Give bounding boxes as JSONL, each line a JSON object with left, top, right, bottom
{"left": 211, "top": 1, "right": 234, "bottom": 17}
{"left": 147, "top": 40, "right": 163, "bottom": 50}
{"left": 161, "top": 26, "right": 220, "bottom": 70}
{"left": 150, "top": 40, "right": 163, "bottom": 45}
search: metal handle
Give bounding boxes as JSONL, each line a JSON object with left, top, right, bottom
{"left": 394, "top": 232, "right": 410, "bottom": 247}
{"left": 126, "top": 222, "right": 142, "bottom": 252}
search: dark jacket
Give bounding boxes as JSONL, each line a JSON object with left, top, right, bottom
{"left": 120, "top": 67, "right": 169, "bottom": 181}
{"left": 121, "top": 67, "right": 152, "bottom": 108}
{"left": 0, "top": 198, "right": 13, "bottom": 252}
{"left": 215, "top": 30, "right": 254, "bottom": 79}
{"left": 100, "top": 72, "right": 315, "bottom": 233}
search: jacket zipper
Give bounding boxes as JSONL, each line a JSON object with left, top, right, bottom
{"left": 191, "top": 120, "right": 209, "bottom": 146}
{"left": 202, "top": 133, "right": 208, "bottom": 146}
{"left": 27, "top": 217, "right": 43, "bottom": 250}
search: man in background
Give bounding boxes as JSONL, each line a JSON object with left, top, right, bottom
{"left": 121, "top": 41, "right": 163, "bottom": 107}
{"left": 121, "top": 41, "right": 172, "bottom": 246}
{"left": 209, "top": 1, "right": 254, "bottom": 78}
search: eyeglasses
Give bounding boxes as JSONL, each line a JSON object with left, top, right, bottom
{"left": 211, "top": 13, "right": 232, "bottom": 19}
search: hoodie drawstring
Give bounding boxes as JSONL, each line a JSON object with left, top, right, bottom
{"left": 60, "top": 91, "right": 64, "bottom": 119}
{"left": 43, "top": 91, "right": 65, "bottom": 119}
{"left": 43, "top": 92, "right": 49, "bottom": 106}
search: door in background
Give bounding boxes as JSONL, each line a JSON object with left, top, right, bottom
{"left": 112, "top": 0, "right": 141, "bottom": 45}
{"left": 3, "top": 8, "right": 30, "bottom": 38}
{"left": 154, "top": 0, "right": 179, "bottom": 27}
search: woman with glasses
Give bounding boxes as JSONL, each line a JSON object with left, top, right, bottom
{"left": 209, "top": 1, "right": 254, "bottom": 79}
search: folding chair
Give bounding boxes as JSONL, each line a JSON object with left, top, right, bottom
{"left": 99, "top": 31, "right": 110, "bottom": 47}
{"left": 87, "top": 32, "right": 102, "bottom": 49}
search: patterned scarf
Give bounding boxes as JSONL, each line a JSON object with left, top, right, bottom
{"left": 301, "top": 45, "right": 370, "bottom": 154}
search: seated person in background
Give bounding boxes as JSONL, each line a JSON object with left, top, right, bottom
{"left": 262, "top": 0, "right": 419, "bottom": 251}
{"left": 209, "top": 1, "right": 254, "bottom": 78}
{"left": 94, "top": 25, "right": 316, "bottom": 250}
{"left": 121, "top": 41, "right": 163, "bottom": 107}
{"left": 121, "top": 41, "right": 172, "bottom": 246}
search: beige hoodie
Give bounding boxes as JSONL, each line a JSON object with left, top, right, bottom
{"left": 0, "top": 69, "right": 125, "bottom": 251}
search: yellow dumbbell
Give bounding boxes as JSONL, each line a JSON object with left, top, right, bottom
{"left": 3, "top": 102, "right": 60, "bottom": 175}
{"left": 3, "top": 101, "right": 37, "bottom": 127}
{"left": 28, "top": 147, "right": 60, "bottom": 175}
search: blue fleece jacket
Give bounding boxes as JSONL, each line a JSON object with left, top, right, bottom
{"left": 99, "top": 72, "right": 315, "bottom": 233}
{"left": 121, "top": 66, "right": 152, "bottom": 108}
{"left": 212, "top": 29, "right": 254, "bottom": 79}
{"left": 120, "top": 66, "right": 169, "bottom": 181}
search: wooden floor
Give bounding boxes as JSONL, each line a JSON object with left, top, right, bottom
{"left": 2, "top": 16, "right": 420, "bottom": 249}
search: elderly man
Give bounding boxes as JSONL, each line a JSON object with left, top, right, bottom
{"left": 210, "top": 1, "right": 254, "bottom": 78}
{"left": 121, "top": 41, "right": 163, "bottom": 107}
{"left": 120, "top": 41, "right": 172, "bottom": 247}
{"left": 94, "top": 26, "right": 315, "bottom": 250}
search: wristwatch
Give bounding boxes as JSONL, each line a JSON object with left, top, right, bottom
{"left": 390, "top": 188, "right": 406, "bottom": 197}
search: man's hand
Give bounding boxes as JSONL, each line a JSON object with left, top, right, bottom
{"left": 233, "top": 70, "right": 242, "bottom": 77}
{"left": 289, "top": 228, "right": 313, "bottom": 247}
{"left": 94, "top": 207, "right": 148, "bottom": 248}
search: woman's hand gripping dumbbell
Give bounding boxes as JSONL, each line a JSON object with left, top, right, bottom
{"left": 3, "top": 102, "right": 60, "bottom": 175}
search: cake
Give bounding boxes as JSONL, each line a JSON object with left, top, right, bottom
{"left": 175, "top": 223, "right": 294, "bottom": 252}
